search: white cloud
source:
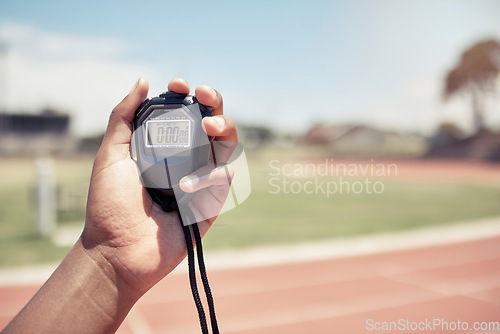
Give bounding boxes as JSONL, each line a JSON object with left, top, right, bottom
{"left": 0, "top": 22, "right": 128, "bottom": 61}
{"left": 0, "top": 22, "right": 163, "bottom": 136}
{"left": 1, "top": 22, "right": 498, "bottom": 138}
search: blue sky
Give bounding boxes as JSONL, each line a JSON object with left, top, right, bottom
{"left": 0, "top": 0, "right": 499, "bottom": 136}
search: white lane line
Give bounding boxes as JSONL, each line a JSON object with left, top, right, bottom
{"left": 389, "top": 271, "right": 500, "bottom": 297}
{"left": 2, "top": 216, "right": 500, "bottom": 286}
{"left": 139, "top": 245, "right": 500, "bottom": 306}
{"left": 193, "top": 216, "right": 500, "bottom": 272}
{"left": 161, "top": 289, "right": 446, "bottom": 334}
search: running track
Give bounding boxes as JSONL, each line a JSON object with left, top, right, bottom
{"left": 1, "top": 235, "right": 500, "bottom": 333}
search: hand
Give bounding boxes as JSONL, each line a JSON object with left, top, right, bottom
{"left": 82, "top": 77, "right": 238, "bottom": 295}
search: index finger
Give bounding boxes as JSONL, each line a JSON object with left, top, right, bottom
{"left": 195, "top": 85, "right": 223, "bottom": 116}
{"left": 167, "top": 78, "right": 190, "bottom": 94}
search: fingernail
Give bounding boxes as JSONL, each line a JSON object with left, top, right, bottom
{"left": 181, "top": 175, "right": 199, "bottom": 189}
{"left": 211, "top": 88, "right": 218, "bottom": 98}
{"left": 213, "top": 116, "right": 225, "bottom": 129}
{"left": 129, "top": 78, "right": 140, "bottom": 93}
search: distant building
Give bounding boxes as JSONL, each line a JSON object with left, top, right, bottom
{"left": 303, "top": 124, "right": 427, "bottom": 157}
{"left": 426, "top": 131, "right": 500, "bottom": 161}
{"left": 239, "top": 125, "right": 274, "bottom": 149}
{"left": 0, "top": 109, "right": 76, "bottom": 155}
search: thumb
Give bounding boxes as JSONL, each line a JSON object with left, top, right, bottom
{"left": 99, "top": 77, "right": 149, "bottom": 160}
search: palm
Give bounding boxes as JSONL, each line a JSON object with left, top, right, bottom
{"left": 84, "top": 156, "right": 187, "bottom": 292}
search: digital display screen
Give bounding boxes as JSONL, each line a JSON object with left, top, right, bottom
{"left": 145, "top": 120, "right": 191, "bottom": 148}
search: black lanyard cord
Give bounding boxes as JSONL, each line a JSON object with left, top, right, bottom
{"left": 160, "top": 141, "right": 220, "bottom": 333}
{"left": 175, "top": 209, "right": 220, "bottom": 334}
{"left": 192, "top": 222, "right": 220, "bottom": 333}
{"left": 178, "top": 213, "right": 209, "bottom": 334}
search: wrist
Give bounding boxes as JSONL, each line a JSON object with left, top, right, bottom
{"left": 78, "top": 235, "right": 145, "bottom": 305}
{"left": 65, "top": 237, "right": 143, "bottom": 333}
{"left": 3, "top": 237, "right": 143, "bottom": 334}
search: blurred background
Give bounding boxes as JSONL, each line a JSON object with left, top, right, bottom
{"left": 1, "top": 0, "right": 500, "bottom": 333}
{"left": 0, "top": 0, "right": 499, "bottom": 264}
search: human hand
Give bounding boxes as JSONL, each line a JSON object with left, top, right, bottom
{"left": 82, "top": 77, "right": 237, "bottom": 296}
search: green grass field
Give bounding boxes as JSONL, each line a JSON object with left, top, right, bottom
{"left": 0, "top": 156, "right": 92, "bottom": 266}
{"left": 205, "top": 158, "right": 500, "bottom": 248}
{"left": 1, "top": 148, "right": 500, "bottom": 267}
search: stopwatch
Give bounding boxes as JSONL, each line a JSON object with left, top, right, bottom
{"left": 131, "top": 91, "right": 213, "bottom": 211}
{"left": 131, "top": 91, "right": 221, "bottom": 333}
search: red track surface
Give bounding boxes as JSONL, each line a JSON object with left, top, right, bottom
{"left": 1, "top": 236, "right": 500, "bottom": 333}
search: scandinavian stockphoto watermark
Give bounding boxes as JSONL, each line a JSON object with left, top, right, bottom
{"left": 268, "top": 158, "right": 397, "bottom": 197}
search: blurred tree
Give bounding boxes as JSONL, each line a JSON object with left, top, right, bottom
{"left": 444, "top": 39, "right": 500, "bottom": 133}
